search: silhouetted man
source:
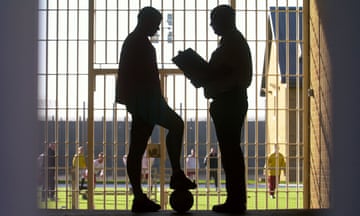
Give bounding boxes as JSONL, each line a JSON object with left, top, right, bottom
{"left": 115, "top": 6, "right": 196, "bottom": 213}
{"left": 206, "top": 5, "right": 252, "bottom": 213}
{"left": 175, "top": 5, "right": 252, "bottom": 213}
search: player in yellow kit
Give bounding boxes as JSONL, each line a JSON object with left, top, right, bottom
{"left": 72, "top": 146, "right": 87, "bottom": 191}
{"left": 264, "top": 145, "right": 286, "bottom": 198}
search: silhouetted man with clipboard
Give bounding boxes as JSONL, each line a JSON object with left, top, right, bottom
{"left": 173, "top": 5, "right": 252, "bottom": 214}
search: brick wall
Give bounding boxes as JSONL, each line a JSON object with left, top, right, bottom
{"left": 308, "top": 0, "right": 332, "bottom": 208}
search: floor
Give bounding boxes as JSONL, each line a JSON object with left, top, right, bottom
{"left": 39, "top": 209, "right": 328, "bottom": 216}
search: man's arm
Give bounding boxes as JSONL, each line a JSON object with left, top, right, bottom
{"left": 203, "top": 155, "right": 208, "bottom": 164}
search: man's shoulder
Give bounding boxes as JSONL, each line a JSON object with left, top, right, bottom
{"left": 222, "top": 30, "right": 249, "bottom": 51}
{"left": 223, "top": 30, "right": 244, "bottom": 41}
{"left": 268, "top": 153, "right": 276, "bottom": 158}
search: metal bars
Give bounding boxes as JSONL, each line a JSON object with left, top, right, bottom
{"left": 37, "top": 0, "right": 305, "bottom": 211}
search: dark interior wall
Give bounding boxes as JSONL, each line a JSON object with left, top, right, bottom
{"left": 314, "top": 0, "right": 360, "bottom": 215}
{"left": 0, "top": 0, "right": 39, "bottom": 215}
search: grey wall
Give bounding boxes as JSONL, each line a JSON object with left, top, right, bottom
{"left": 0, "top": 0, "right": 39, "bottom": 215}
{"left": 316, "top": 0, "right": 360, "bottom": 215}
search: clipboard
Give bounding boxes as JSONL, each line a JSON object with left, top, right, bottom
{"left": 172, "top": 48, "right": 209, "bottom": 88}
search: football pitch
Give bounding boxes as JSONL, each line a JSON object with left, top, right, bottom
{"left": 38, "top": 184, "right": 303, "bottom": 210}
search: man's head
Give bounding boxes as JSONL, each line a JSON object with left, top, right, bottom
{"left": 98, "top": 152, "right": 104, "bottom": 163}
{"left": 190, "top": 148, "right": 194, "bottom": 155}
{"left": 210, "top": 5, "right": 236, "bottom": 36}
{"left": 274, "top": 145, "right": 280, "bottom": 153}
{"left": 137, "top": 6, "right": 162, "bottom": 36}
{"left": 78, "top": 146, "right": 84, "bottom": 154}
{"left": 49, "top": 142, "right": 56, "bottom": 150}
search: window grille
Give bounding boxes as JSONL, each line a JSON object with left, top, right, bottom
{"left": 38, "top": 0, "right": 305, "bottom": 210}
